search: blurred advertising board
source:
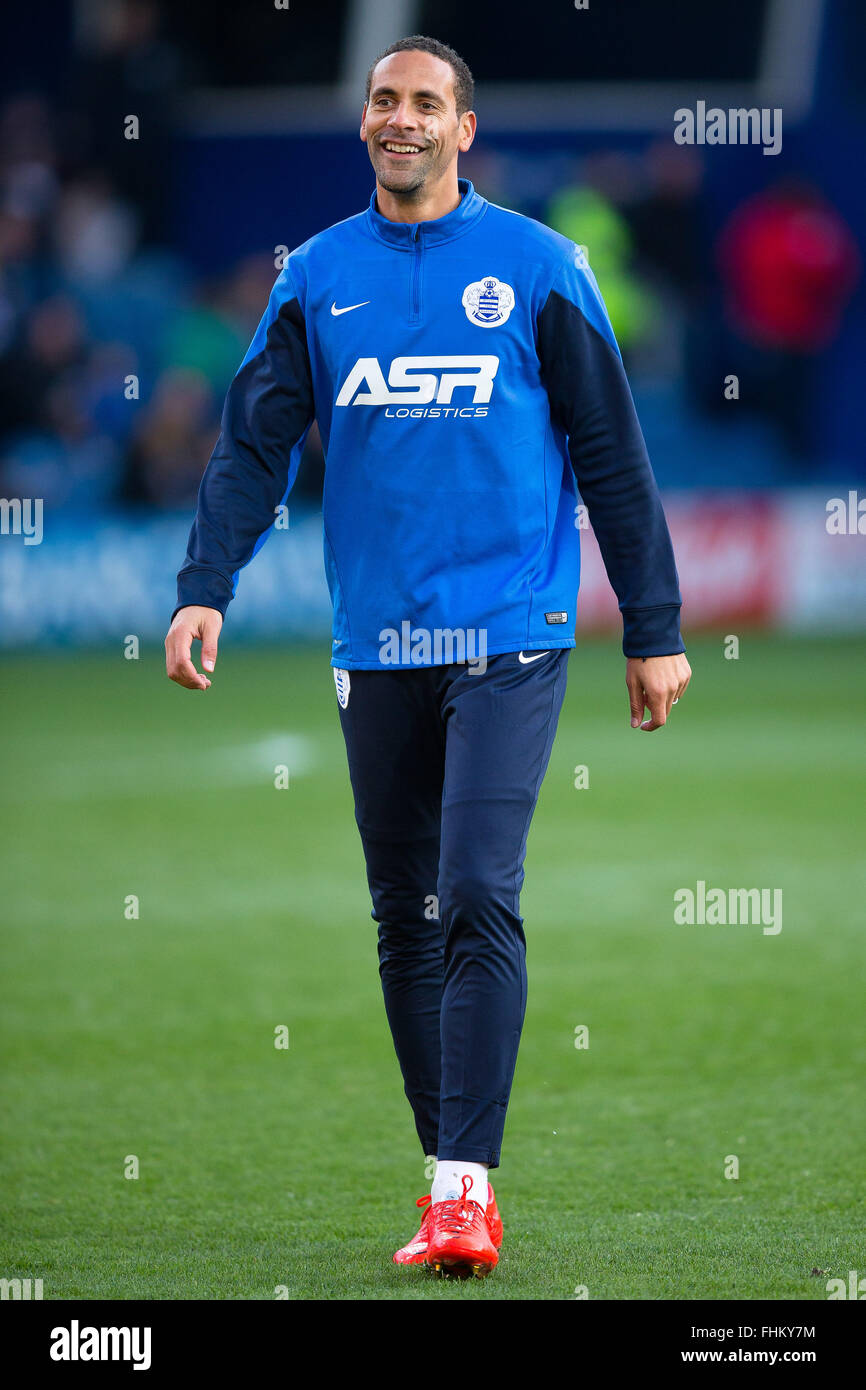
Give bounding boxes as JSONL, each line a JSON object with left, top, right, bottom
{"left": 1, "top": 493, "right": 865, "bottom": 647}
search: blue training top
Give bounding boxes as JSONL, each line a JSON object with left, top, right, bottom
{"left": 175, "top": 178, "right": 683, "bottom": 667}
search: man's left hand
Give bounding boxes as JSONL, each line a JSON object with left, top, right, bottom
{"left": 626, "top": 653, "right": 692, "bottom": 732}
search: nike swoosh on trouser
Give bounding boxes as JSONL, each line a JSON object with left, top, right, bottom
{"left": 518, "top": 651, "right": 550, "bottom": 663}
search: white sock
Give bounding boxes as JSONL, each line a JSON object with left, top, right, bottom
{"left": 431, "top": 1159, "right": 489, "bottom": 1208}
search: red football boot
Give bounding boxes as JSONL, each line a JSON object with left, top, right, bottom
{"left": 424, "top": 1175, "right": 499, "bottom": 1279}
{"left": 393, "top": 1183, "right": 503, "bottom": 1265}
{"left": 393, "top": 1194, "right": 435, "bottom": 1265}
{"left": 485, "top": 1183, "right": 503, "bottom": 1249}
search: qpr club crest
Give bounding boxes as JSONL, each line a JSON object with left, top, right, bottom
{"left": 462, "top": 276, "right": 515, "bottom": 327}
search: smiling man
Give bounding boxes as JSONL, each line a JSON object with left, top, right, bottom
{"left": 165, "top": 35, "right": 690, "bottom": 1279}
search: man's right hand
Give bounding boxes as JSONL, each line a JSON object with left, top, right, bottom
{"left": 165, "top": 606, "right": 223, "bottom": 691}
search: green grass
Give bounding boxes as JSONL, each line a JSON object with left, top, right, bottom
{"left": 1, "top": 635, "right": 864, "bottom": 1299}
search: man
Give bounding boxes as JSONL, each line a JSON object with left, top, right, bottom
{"left": 165, "top": 35, "right": 691, "bottom": 1279}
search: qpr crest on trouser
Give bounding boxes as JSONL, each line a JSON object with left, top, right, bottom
{"left": 333, "top": 667, "right": 351, "bottom": 708}
{"left": 462, "top": 276, "right": 515, "bottom": 327}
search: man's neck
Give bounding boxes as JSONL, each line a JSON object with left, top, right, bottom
{"left": 374, "top": 173, "right": 462, "bottom": 226}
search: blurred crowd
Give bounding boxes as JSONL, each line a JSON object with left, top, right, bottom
{"left": 495, "top": 140, "right": 859, "bottom": 465}
{"left": 0, "top": 0, "right": 326, "bottom": 516}
{"left": 0, "top": 0, "right": 859, "bottom": 515}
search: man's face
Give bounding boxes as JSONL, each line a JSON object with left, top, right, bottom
{"left": 361, "top": 50, "right": 474, "bottom": 197}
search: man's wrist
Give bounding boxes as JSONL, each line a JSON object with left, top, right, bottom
{"left": 621, "top": 603, "right": 683, "bottom": 658}
{"left": 171, "top": 587, "right": 231, "bottom": 626}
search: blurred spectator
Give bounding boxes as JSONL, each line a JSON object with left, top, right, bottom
{"left": 0, "top": 295, "right": 88, "bottom": 434}
{"left": 547, "top": 153, "right": 657, "bottom": 361}
{"left": 624, "top": 141, "right": 711, "bottom": 387}
{"left": 160, "top": 284, "right": 247, "bottom": 396}
{"left": 0, "top": 293, "right": 126, "bottom": 509}
{"left": 718, "top": 180, "right": 860, "bottom": 353}
{"left": 0, "top": 97, "right": 60, "bottom": 350}
{"left": 68, "top": 0, "right": 188, "bottom": 244}
{"left": 126, "top": 366, "right": 215, "bottom": 507}
{"left": 626, "top": 141, "right": 707, "bottom": 300}
{"left": 53, "top": 174, "right": 139, "bottom": 285}
{"left": 715, "top": 180, "right": 860, "bottom": 459}
{"left": 221, "top": 254, "right": 286, "bottom": 340}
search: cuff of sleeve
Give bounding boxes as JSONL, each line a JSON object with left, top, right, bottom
{"left": 621, "top": 604, "right": 684, "bottom": 658}
{"left": 172, "top": 570, "right": 234, "bottom": 624}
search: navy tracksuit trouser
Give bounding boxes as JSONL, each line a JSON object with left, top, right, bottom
{"left": 336, "top": 649, "right": 569, "bottom": 1169}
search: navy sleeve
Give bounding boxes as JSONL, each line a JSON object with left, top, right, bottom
{"left": 537, "top": 249, "right": 684, "bottom": 657}
{"left": 173, "top": 272, "right": 315, "bottom": 620}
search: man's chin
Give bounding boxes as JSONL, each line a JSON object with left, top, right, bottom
{"left": 376, "top": 172, "right": 426, "bottom": 196}
{"left": 372, "top": 154, "right": 436, "bottom": 196}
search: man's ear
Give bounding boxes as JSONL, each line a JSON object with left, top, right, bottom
{"left": 360, "top": 102, "right": 368, "bottom": 143}
{"left": 458, "top": 110, "right": 477, "bottom": 154}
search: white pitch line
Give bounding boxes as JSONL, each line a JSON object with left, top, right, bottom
{"left": 4, "top": 733, "right": 318, "bottom": 802}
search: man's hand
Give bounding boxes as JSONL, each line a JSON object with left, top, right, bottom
{"left": 626, "top": 653, "right": 691, "bottom": 732}
{"left": 165, "top": 606, "right": 223, "bottom": 691}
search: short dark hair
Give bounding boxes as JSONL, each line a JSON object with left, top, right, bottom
{"left": 365, "top": 35, "right": 475, "bottom": 116}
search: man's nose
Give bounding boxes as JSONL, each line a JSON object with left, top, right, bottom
{"left": 387, "top": 102, "right": 418, "bottom": 130}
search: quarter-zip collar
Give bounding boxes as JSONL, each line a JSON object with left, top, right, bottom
{"left": 365, "top": 177, "right": 486, "bottom": 250}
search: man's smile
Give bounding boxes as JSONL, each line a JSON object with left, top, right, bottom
{"left": 379, "top": 139, "right": 427, "bottom": 158}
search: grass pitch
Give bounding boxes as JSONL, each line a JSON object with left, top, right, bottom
{"left": 1, "top": 635, "right": 864, "bottom": 1299}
